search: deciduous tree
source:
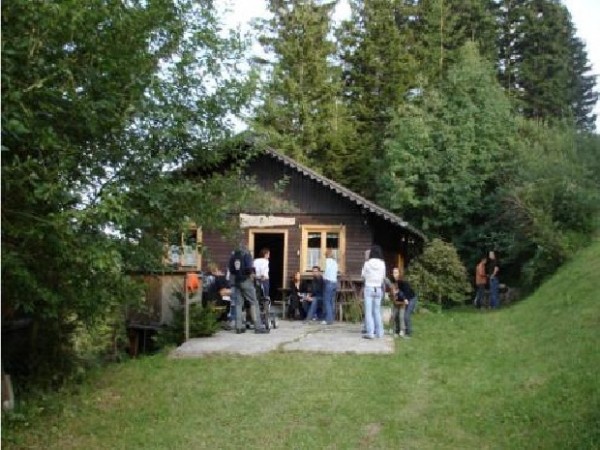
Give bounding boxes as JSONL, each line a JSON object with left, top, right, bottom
{"left": 1, "top": 0, "right": 253, "bottom": 381}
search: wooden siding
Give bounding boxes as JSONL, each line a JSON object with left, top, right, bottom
{"left": 247, "top": 155, "right": 361, "bottom": 216}
{"left": 200, "top": 214, "right": 372, "bottom": 282}
{"left": 196, "top": 153, "right": 422, "bottom": 297}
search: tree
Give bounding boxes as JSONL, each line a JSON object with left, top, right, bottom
{"left": 337, "top": 0, "right": 417, "bottom": 196}
{"left": 499, "top": 120, "right": 600, "bottom": 287}
{"left": 408, "top": 0, "right": 498, "bottom": 83}
{"left": 496, "top": 0, "right": 597, "bottom": 130}
{"left": 252, "top": 0, "right": 355, "bottom": 182}
{"left": 378, "top": 43, "right": 516, "bottom": 243}
{"left": 1, "top": 0, "right": 254, "bottom": 381}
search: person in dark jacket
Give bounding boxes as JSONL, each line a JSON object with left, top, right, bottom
{"left": 228, "top": 245, "right": 268, "bottom": 334}
{"left": 396, "top": 272, "right": 417, "bottom": 337}
{"left": 303, "top": 266, "right": 324, "bottom": 322}
{"left": 204, "top": 263, "right": 232, "bottom": 322}
{"left": 386, "top": 267, "right": 408, "bottom": 337}
{"left": 287, "top": 271, "right": 308, "bottom": 320}
{"left": 486, "top": 251, "right": 500, "bottom": 309}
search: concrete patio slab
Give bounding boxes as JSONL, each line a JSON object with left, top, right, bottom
{"left": 170, "top": 320, "right": 395, "bottom": 358}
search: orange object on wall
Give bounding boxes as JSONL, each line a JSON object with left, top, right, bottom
{"left": 186, "top": 273, "right": 200, "bottom": 292}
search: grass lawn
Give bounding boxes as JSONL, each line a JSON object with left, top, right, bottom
{"left": 2, "top": 240, "right": 599, "bottom": 449}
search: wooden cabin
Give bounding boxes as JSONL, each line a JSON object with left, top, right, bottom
{"left": 133, "top": 147, "right": 425, "bottom": 330}
{"left": 196, "top": 148, "right": 425, "bottom": 301}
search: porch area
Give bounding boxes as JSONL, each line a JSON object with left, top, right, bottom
{"left": 170, "top": 320, "right": 394, "bottom": 358}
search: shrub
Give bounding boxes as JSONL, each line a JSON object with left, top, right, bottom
{"left": 406, "top": 238, "right": 471, "bottom": 308}
{"left": 155, "top": 303, "right": 220, "bottom": 347}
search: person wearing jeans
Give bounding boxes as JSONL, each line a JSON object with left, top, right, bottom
{"left": 489, "top": 275, "right": 500, "bottom": 309}
{"left": 473, "top": 255, "right": 488, "bottom": 309}
{"left": 361, "top": 245, "right": 386, "bottom": 339}
{"left": 393, "top": 271, "right": 417, "bottom": 337}
{"left": 487, "top": 251, "right": 500, "bottom": 309}
{"left": 404, "top": 293, "right": 418, "bottom": 337}
{"left": 321, "top": 249, "right": 338, "bottom": 325}
{"left": 304, "top": 266, "right": 324, "bottom": 322}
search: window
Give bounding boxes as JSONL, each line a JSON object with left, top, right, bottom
{"left": 165, "top": 227, "right": 202, "bottom": 270}
{"left": 300, "top": 225, "right": 345, "bottom": 272}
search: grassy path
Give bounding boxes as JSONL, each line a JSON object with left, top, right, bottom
{"left": 3, "top": 241, "right": 599, "bottom": 449}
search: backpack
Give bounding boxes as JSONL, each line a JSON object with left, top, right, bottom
{"left": 229, "top": 249, "right": 251, "bottom": 281}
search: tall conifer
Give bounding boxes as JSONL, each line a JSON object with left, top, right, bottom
{"left": 497, "top": 0, "right": 597, "bottom": 130}
{"left": 253, "top": 0, "right": 354, "bottom": 180}
{"left": 338, "top": 0, "right": 416, "bottom": 197}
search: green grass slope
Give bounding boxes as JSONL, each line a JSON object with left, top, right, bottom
{"left": 3, "top": 240, "right": 599, "bottom": 449}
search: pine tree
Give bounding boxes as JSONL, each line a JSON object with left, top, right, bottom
{"left": 568, "top": 32, "right": 598, "bottom": 130}
{"left": 497, "top": 0, "right": 597, "bottom": 130}
{"left": 408, "top": 0, "right": 498, "bottom": 83}
{"left": 337, "top": 0, "right": 416, "bottom": 197}
{"left": 252, "top": 0, "right": 355, "bottom": 180}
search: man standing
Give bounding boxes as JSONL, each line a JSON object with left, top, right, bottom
{"left": 322, "top": 248, "right": 338, "bottom": 325}
{"left": 228, "top": 244, "right": 269, "bottom": 334}
{"left": 253, "top": 247, "right": 270, "bottom": 300}
{"left": 486, "top": 251, "right": 500, "bottom": 309}
{"left": 474, "top": 255, "right": 488, "bottom": 309}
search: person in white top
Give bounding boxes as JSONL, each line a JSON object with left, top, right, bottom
{"left": 253, "top": 248, "right": 270, "bottom": 299}
{"left": 321, "top": 248, "right": 339, "bottom": 325}
{"left": 361, "top": 245, "right": 386, "bottom": 339}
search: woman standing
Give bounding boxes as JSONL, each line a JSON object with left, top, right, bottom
{"left": 361, "top": 245, "right": 386, "bottom": 339}
{"left": 388, "top": 267, "right": 408, "bottom": 337}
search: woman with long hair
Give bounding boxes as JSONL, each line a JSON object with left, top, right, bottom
{"left": 361, "top": 245, "right": 386, "bottom": 339}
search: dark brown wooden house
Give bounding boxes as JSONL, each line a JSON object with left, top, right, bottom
{"left": 196, "top": 148, "right": 426, "bottom": 301}
{"left": 127, "top": 146, "right": 426, "bottom": 344}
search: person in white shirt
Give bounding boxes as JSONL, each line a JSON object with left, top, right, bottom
{"left": 361, "top": 245, "right": 386, "bottom": 339}
{"left": 321, "top": 248, "right": 339, "bottom": 325}
{"left": 253, "top": 247, "right": 270, "bottom": 299}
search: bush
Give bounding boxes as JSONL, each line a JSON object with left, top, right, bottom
{"left": 155, "top": 303, "right": 220, "bottom": 347}
{"left": 406, "top": 238, "right": 471, "bottom": 308}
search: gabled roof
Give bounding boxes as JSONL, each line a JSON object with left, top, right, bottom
{"left": 262, "top": 147, "right": 426, "bottom": 241}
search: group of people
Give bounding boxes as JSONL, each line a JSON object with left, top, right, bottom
{"left": 360, "top": 245, "right": 417, "bottom": 339}
{"left": 286, "top": 249, "right": 338, "bottom": 325}
{"left": 202, "top": 246, "right": 272, "bottom": 334}
{"left": 474, "top": 250, "right": 501, "bottom": 309}
{"left": 286, "top": 244, "right": 417, "bottom": 339}
{"left": 202, "top": 243, "right": 419, "bottom": 339}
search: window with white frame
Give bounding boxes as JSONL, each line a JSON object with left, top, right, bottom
{"left": 300, "top": 225, "right": 345, "bottom": 273}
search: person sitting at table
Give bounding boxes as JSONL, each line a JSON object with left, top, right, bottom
{"left": 287, "top": 271, "right": 308, "bottom": 320}
{"left": 204, "top": 263, "right": 232, "bottom": 323}
{"left": 304, "top": 266, "right": 324, "bottom": 323}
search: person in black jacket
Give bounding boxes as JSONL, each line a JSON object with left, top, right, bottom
{"left": 204, "top": 263, "right": 232, "bottom": 322}
{"left": 303, "top": 266, "right": 325, "bottom": 322}
{"left": 396, "top": 271, "right": 417, "bottom": 337}
{"left": 486, "top": 250, "right": 500, "bottom": 309}
{"left": 228, "top": 245, "right": 269, "bottom": 334}
{"left": 287, "top": 271, "right": 308, "bottom": 320}
{"left": 386, "top": 267, "right": 408, "bottom": 337}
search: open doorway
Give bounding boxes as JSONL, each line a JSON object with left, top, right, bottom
{"left": 251, "top": 231, "right": 286, "bottom": 302}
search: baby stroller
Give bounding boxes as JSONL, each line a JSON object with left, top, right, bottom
{"left": 254, "top": 278, "right": 278, "bottom": 330}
